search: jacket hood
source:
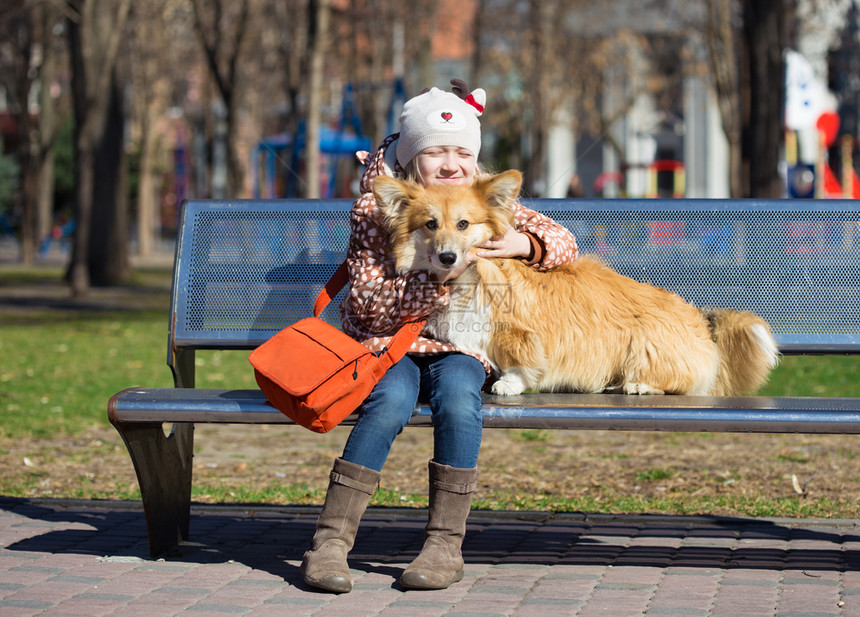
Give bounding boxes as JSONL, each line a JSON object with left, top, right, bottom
{"left": 357, "top": 133, "right": 400, "bottom": 195}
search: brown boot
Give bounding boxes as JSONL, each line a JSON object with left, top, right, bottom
{"left": 400, "top": 461, "right": 477, "bottom": 590}
{"left": 301, "top": 457, "right": 380, "bottom": 593}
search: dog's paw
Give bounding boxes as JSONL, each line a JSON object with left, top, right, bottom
{"left": 491, "top": 375, "right": 525, "bottom": 396}
{"left": 622, "top": 382, "right": 665, "bottom": 395}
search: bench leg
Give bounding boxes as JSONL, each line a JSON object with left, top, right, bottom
{"left": 114, "top": 421, "right": 194, "bottom": 557}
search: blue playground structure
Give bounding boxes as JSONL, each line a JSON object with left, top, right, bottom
{"left": 251, "top": 80, "right": 408, "bottom": 199}
{"left": 251, "top": 83, "right": 382, "bottom": 199}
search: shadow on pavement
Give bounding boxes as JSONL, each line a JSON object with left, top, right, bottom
{"left": 2, "top": 497, "right": 858, "bottom": 579}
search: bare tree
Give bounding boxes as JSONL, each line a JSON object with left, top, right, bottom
{"left": 741, "top": 0, "right": 787, "bottom": 198}
{"left": 329, "top": 1, "right": 440, "bottom": 143}
{"left": 0, "top": 3, "right": 38, "bottom": 263}
{"left": 0, "top": 2, "right": 68, "bottom": 264}
{"left": 35, "top": 4, "right": 66, "bottom": 250}
{"left": 523, "top": 0, "right": 553, "bottom": 195}
{"left": 275, "top": 0, "right": 309, "bottom": 142}
{"left": 67, "top": 0, "right": 132, "bottom": 295}
{"left": 191, "top": 0, "right": 250, "bottom": 198}
{"left": 470, "top": 0, "right": 487, "bottom": 84}
{"left": 128, "top": 0, "right": 172, "bottom": 257}
{"left": 88, "top": 67, "right": 130, "bottom": 286}
{"left": 335, "top": 1, "right": 421, "bottom": 145}
{"left": 478, "top": 1, "right": 650, "bottom": 194}
{"left": 706, "top": 0, "right": 789, "bottom": 197}
{"left": 278, "top": 0, "right": 441, "bottom": 197}
{"left": 305, "top": 0, "right": 331, "bottom": 199}
{"left": 705, "top": 0, "right": 743, "bottom": 197}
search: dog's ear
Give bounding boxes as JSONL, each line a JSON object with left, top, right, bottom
{"left": 477, "top": 170, "right": 523, "bottom": 213}
{"left": 372, "top": 176, "right": 417, "bottom": 227}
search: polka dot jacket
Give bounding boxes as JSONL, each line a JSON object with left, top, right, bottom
{"left": 340, "top": 133, "right": 579, "bottom": 374}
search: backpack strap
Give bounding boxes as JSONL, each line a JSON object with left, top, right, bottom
{"left": 313, "top": 261, "right": 427, "bottom": 361}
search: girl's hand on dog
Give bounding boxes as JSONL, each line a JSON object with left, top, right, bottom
{"left": 476, "top": 226, "right": 532, "bottom": 259}
{"left": 438, "top": 227, "right": 532, "bottom": 283}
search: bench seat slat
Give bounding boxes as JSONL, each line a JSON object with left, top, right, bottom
{"left": 109, "top": 387, "right": 860, "bottom": 434}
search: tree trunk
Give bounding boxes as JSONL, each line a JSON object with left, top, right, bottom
{"left": 36, "top": 152, "right": 55, "bottom": 248}
{"left": 132, "top": 0, "right": 171, "bottom": 257}
{"left": 470, "top": 0, "right": 486, "bottom": 86}
{"left": 305, "top": 0, "right": 331, "bottom": 199}
{"left": 11, "top": 2, "right": 64, "bottom": 264}
{"left": 18, "top": 116, "right": 37, "bottom": 264}
{"left": 137, "top": 106, "right": 158, "bottom": 258}
{"left": 226, "top": 97, "right": 243, "bottom": 197}
{"left": 88, "top": 73, "right": 129, "bottom": 286}
{"left": 191, "top": 0, "right": 249, "bottom": 198}
{"left": 706, "top": 0, "right": 744, "bottom": 198}
{"left": 742, "top": 0, "right": 785, "bottom": 198}
{"left": 67, "top": 0, "right": 132, "bottom": 297}
{"left": 68, "top": 10, "right": 93, "bottom": 296}
{"left": 12, "top": 10, "right": 36, "bottom": 264}
{"left": 69, "top": 144, "right": 94, "bottom": 296}
{"left": 525, "top": 0, "right": 550, "bottom": 196}
{"left": 35, "top": 2, "right": 64, "bottom": 254}
{"left": 134, "top": 80, "right": 168, "bottom": 255}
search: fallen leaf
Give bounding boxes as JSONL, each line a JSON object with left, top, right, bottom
{"left": 791, "top": 474, "right": 803, "bottom": 495}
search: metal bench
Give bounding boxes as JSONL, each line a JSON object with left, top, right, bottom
{"left": 108, "top": 197, "right": 860, "bottom": 556}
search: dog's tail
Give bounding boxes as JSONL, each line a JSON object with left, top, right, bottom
{"left": 703, "top": 309, "right": 780, "bottom": 396}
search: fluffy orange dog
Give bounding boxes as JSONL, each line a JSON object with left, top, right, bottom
{"left": 372, "top": 170, "right": 779, "bottom": 397}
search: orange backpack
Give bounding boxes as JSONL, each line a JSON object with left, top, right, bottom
{"left": 249, "top": 262, "right": 425, "bottom": 433}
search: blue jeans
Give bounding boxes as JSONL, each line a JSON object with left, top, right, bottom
{"left": 341, "top": 353, "right": 485, "bottom": 471}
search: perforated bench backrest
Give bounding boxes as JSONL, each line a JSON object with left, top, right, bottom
{"left": 170, "top": 198, "right": 860, "bottom": 354}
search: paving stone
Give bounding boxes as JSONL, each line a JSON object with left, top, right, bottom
{"left": 1, "top": 498, "right": 860, "bottom": 617}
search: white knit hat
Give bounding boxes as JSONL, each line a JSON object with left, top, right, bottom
{"left": 395, "top": 82, "right": 487, "bottom": 167}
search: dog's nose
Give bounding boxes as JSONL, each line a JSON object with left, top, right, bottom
{"left": 439, "top": 252, "right": 457, "bottom": 267}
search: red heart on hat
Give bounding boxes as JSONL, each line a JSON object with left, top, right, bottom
{"left": 441, "top": 112, "right": 453, "bottom": 121}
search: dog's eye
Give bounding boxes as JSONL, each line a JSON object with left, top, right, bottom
{"left": 425, "top": 220, "right": 437, "bottom": 231}
{"left": 457, "top": 220, "right": 469, "bottom": 231}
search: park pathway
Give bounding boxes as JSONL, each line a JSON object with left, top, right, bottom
{"left": 1, "top": 497, "right": 859, "bottom": 616}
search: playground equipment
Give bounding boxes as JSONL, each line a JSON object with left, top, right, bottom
{"left": 646, "top": 160, "right": 685, "bottom": 198}
{"left": 251, "top": 79, "right": 409, "bottom": 199}
{"left": 251, "top": 83, "right": 373, "bottom": 199}
{"left": 251, "top": 127, "right": 371, "bottom": 199}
